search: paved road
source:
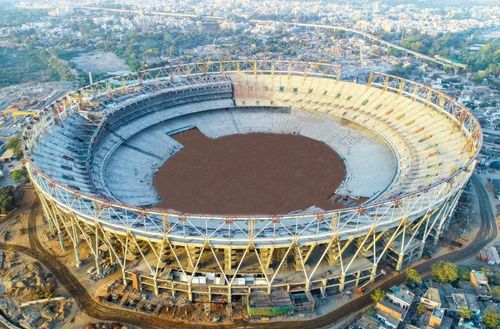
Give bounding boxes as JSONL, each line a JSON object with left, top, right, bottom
{"left": 0, "top": 176, "right": 496, "bottom": 329}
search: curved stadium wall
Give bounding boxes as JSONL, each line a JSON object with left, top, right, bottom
{"left": 23, "top": 61, "right": 481, "bottom": 302}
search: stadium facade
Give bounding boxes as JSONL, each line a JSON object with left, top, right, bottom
{"left": 23, "top": 61, "right": 481, "bottom": 303}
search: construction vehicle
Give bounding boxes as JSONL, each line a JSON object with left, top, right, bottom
{"left": 2, "top": 107, "right": 38, "bottom": 121}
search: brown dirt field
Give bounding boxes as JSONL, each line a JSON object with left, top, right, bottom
{"left": 153, "top": 129, "right": 346, "bottom": 215}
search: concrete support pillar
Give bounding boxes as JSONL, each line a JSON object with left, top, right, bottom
{"left": 326, "top": 246, "right": 338, "bottom": 266}
{"left": 38, "top": 193, "right": 56, "bottom": 237}
{"left": 70, "top": 216, "right": 82, "bottom": 269}
{"left": 187, "top": 246, "right": 201, "bottom": 270}
{"left": 187, "top": 284, "right": 193, "bottom": 302}
{"left": 294, "top": 247, "right": 303, "bottom": 272}
{"left": 355, "top": 271, "right": 361, "bottom": 287}
{"left": 339, "top": 273, "right": 346, "bottom": 292}
{"left": 94, "top": 227, "right": 102, "bottom": 275}
{"left": 46, "top": 213, "right": 55, "bottom": 237}
{"left": 260, "top": 248, "right": 273, "bottom": 269}
{"left": 122, "top": 269, "right": 128, "bottom": 286}
{"left": 304, "top": 280, "right": 310, "bottom": 292}
{"left": 73, "top": 245, "right": 81, "bottom": 268}
{"left": 370, "top": 263, "right": 378, "bottom": 282}
{"left": 396, "top": 252, "right": 404, "bottom": 271}
{"left": 108, "top": 242, "right": 115, "bottom": 263}
{"left": 153, "top": 277, "right": 159, "bottom": 296}
{"left": 57, "top": 229, "right": 65, "bottom": 251}
{"left": 320, "top": 285, "right": 326, "bottom": 298}
{"left": 416, "top": 243, "right": 424, "bottom": 260}
{"left": 224, "top": 248, "right": 236, "bottom": 273}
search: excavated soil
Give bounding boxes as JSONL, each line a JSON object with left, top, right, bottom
{"left": 153, "top": 129, "right": 346, "bottom": 215}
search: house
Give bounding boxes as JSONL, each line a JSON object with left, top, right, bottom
{"left": 354, "top": 313, "right": 383, "bottom": 329}
{"left": 0, "top": 149, "right": 15, "bottom": 162}
{"left": 449, "top": 293, "right": 480, "bottom": 315}
{"left": 440, "top": 316, "right": 454, "bottom": 329}
{"left": 469, "top": 270, "right": 492, "bottom": 300}
{"left": 421, "top": 287, "right": 442, "bottom": 309}
{"left": 405, "top": 324, "right": 420, "bottom": 329}
{"left": 376, "top": 300, "right": 406, "bottom": 328}
{"left": 387, "top": 285, "right": 415, "bottom": 310}
{"left": 427, "top": 308, "right": 445, "bottom": 328}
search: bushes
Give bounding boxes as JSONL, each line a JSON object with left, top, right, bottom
{"left": 0, "top": 186, "right": 15, "bottom": 214}
{"left": 406, "top": 268, "right": 422, "bottom": 284}
{"left": 459, "top": 307, "right": 472, "bottom": 320}
{"left": 432, "top": 261, "right": 458, "bottom": 283}
{"left": 371, "top": 288, "right": 385, "bottom": 303}
{"left": 483, "top": 309, "right": 500, "bottom": 329}
{"left": 10, "top": 168, "right": 25, "bottom": 181}
{"left": 5, "top": 136, "right": 22, "bottom": 158}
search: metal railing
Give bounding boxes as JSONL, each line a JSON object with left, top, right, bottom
{"left": 24, "top": 61, "right": 481, "bottom": 246}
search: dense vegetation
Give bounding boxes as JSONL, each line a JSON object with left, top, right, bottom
{"left": 0, "top": 186, "right": 15, "bottom": 214}
{"left": 483, "top": 309, "right": 500, "bottom": 329}
{"left": 432, "top": 261, "right": 459, "bottom": 283}
{"left": 10, "top": 168, "right": 26, "bottom": 181}
{"left": 5, "top": 137, "right": 22, "bottom": 158}
{"left": 0, "top": 47, "right": 72, "bottom": 87}
{"left": 0, "top": 6, "right": 48, "bottom": 27}
{"left": 371, "top": 288, "right": 385, "bottom": 303}
{"left": 405, "top": 268, "right": 422, "bottom": 284}
{"left": 399, "top": 31, "right": 499, "bottom": 80}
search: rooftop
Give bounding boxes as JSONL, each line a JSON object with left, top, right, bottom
{"left": 470, "top": 270, "right": 488, "bottom": 284}
{"left": 422, "top": 287, "right": 441, "bottom": 304}
{"left": 388, "top": 285, "right": 415, "bottom": 305}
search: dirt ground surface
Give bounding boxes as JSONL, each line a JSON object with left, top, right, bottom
{"left": 154, "top": 130, "right": 346, "bottom": 215}
{"left": 70, "top": 50, "right": 130, "bottom": 74}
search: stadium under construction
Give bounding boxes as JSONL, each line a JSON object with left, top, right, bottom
{"left": 23, "top": 61, "right": 481, "bottom": 314}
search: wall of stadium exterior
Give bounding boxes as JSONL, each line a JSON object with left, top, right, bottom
{"left": 23, "top": 61, "right": 481, "bottom": 300}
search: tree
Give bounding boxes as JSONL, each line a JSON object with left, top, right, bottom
{"left": 10, "top": 169, "right": 25, "bottom": 181}
{"left": 458, "top": 267, "right": 471, "bottom": 281}
{"left": 459, "top": 307, "right": 472, "bottom": 320}
{"left": 482, "top": 309, "right": 500, "bottom": 329}
{"left": 371, "top": 288, "right": 385, "bottom": 303}
{"left": 406, "top": 268, "right": 422, "bottom": 284}
{"left": 5, "top": 137, "right": 22, "bottom": 158}
{"left": 432, "top": 261, "right": 458, "bottom": 283}
{"left": 0, "top": 186, "right": 15, "bottom": 214}
{"left": 5, "top": 137, "right": 20, "bottom": 150}
{"left": 416, "top": 303, "right": 427, "bottom": 315}
{"left": 492, "top": 285, "right": 500, "bottom": 301}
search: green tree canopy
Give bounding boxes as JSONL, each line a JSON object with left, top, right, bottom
{"left": 5, "top": 137, "right": 23, "bottom": 158}
{"left": 459, "top": 307, "right": 472, "bottom": 320}
{"left": 458, "top": 267, "right": 471, "bottom": 281}
{"left": 10, "top": 169, "right": 25, "bottom": 181}
{"left": 371, "top": 288, "right": 385, "bottom": 303}
{"left": 406, "top": 268, "right": 422, "bottom": 284}
{"left": 432, "top": 261, "right": 458, "bottom": 283}
{"left": 5, "top": 137, "right": 20, "bottom": 150}
{"left": 483, "top": 309, "right": 500, "bottom": 329}
{"left": 0, "top": 186, "right": 15, "bottom": 214}
{"left": 492, "top": 286, "right": 500, "bottom": 300}
{"left": 416, "top": 303, "right": 427, "bottom": 314}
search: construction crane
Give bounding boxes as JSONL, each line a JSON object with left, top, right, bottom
{"left": 2, "top": 107, "right": 38, "bottom": 121}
